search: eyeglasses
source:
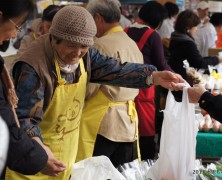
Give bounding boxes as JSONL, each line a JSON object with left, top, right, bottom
{"left": 9, "top": 19, "right": 22, "bottom": 33}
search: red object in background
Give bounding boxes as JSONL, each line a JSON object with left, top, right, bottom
{"left": 125, "top": 27, "right": 155, "bottom": 136}
{"left": 135, "top": 87, "right": 156, "bottom": 136}
{"left": 216, "top": 31, "right": 222, "bottom": 48}
{"left": 136, "top": 18, "right": 141, "bottom": 23}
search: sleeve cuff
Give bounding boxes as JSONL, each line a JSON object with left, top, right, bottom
{"left": 198, "top": 91, "right": 213, "bottom": 108}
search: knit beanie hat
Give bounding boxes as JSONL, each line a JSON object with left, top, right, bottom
{"left": 49, "top": 5, "right": 97, "bottom": 46}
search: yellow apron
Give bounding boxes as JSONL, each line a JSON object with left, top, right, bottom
{"left": 76, "top": 90, "right": 138, "bottom": 162}
{"left": 6, "top": 58, "right": 87, "bottom": 180}
{"left": 77, "top": 25, "right": 140, "bottom": 162}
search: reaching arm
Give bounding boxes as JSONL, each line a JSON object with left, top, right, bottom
{"left": 89, "top": 47, "right": 156, "bottom": 88}
{"left": 188, "top": 84, "right": 222, "bottom": 121}
{"left": 88, "top": 48, "right": 184, "bottom": 90}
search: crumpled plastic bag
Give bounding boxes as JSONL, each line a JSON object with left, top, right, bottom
{"left": 117, "top": 159, "right": 155, "bottom": 180}
{"left": 70, "top": 156, "right": 126, "bottom": 180}
{"left": 0, "top": 116, "right": 9, "bottom": 176}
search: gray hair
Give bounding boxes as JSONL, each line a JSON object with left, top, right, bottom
{"left": 87, "top": 0, "right": 121, "bottom": 23}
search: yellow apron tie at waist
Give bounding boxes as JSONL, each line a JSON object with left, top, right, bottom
{"left": 108, "top": 99, "right": 140, "bottom": 161}
{"left": 77, "top": 90, "right": 141, "bottom": 163}
{"left": 108, "top": 100, "right": 137, "bottom": 122}
{"left": 127, "top": 100, "right": 137, "bottom": 122}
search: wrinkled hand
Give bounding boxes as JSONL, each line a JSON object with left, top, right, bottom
{"left": 32, "top": 137, "right": 66, "bottom": 176}
{"left": 41, "top": 145, "right": 66, "bottom": 176}
{"left": 152, "top": 71, "right": 185, "bottom": 91}
{"left": 188, "top": 84, "right": 207, "bottom": 103}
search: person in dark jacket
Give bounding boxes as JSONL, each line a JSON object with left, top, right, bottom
{"left": 169, "top": 10, "right": 222, "bottom": 83}
{"left": 0, "top": 0, "right": 66, "bottom": 178}
{"left": 188, "top": 84, "right": 222, "bottom": 121}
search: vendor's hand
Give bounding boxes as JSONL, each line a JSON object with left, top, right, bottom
{"left": 188, "top": 84, "right": 207, "bottom": 103}
{"left": 41, "top": 146, "right": 66, "bottom": 176}
{"left": 152, "top": 71, "right": 185, "bottom": 91}
{"left": 32, "top": 137, "right": 66, "bottom": 176}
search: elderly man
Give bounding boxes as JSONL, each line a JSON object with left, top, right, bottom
{"left": 6, "top": 5, "right": 184, "bottom": 179}
{"left": 76, "top": 0, "right": 143, "bottom": 167}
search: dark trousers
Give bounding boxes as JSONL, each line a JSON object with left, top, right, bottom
{"left": 139, "top": 136, "right": 155, "bottom": 160}
{"left": 93, "top": 134, "right": 134, "bottom": 167}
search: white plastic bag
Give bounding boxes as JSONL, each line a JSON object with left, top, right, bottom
{"left": 147, "top": 88, "right": 198, "bottom": 180}
{"left": 0, "top": 116, "right": 9, "bottom": 176}
{"left": 70, "top": 156, "right": 126, "bottom": 180}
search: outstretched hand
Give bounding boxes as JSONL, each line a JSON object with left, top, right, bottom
{"left": 152, "top": 71, "right": 186, "bottom": 91}
{"left": 187, "top": 84, "right": 207, "bottom": 103}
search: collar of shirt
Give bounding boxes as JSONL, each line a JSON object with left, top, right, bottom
{"left": 104, "top": 25, "right": 123, "bottom": 36}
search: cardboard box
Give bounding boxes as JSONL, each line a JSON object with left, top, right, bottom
{"left": 208, "top": 48, "right": 222, "bottom": 56}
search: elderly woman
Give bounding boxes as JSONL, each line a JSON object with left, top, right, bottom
{"left": 6, "top": 5, "right": 185, "bottom": 180}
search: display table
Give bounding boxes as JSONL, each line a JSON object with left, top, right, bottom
{"left": 196, "top": 131, "right": 222, "bottom": 158}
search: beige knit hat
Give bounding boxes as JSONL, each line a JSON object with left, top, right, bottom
{"left": 49, "top": 5, "right": 97, "bottom": 46}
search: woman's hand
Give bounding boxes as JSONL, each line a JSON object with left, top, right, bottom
{"left": 32, "top": 137, "right": 66, "bottom": 176}
{"left": 152, "top": 71, "right": 186, "bottom": 91}
{"left": 41, "top": 146, "right": 66, "bottom": 176}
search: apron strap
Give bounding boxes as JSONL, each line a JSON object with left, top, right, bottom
{"left": 32, "top": 32, "right": 37, "bottom": 40}
{"left": 54, "top": 54, "right": 67, "bottom": 85}
{"left": 79, "top": 58, "right": 86, "bottom": 73}
{"left": 108, "top": 100, "right": 137, "bottom": 122}
{"left": 125, "top": 27, "right": 154, "bottom": 50}
{"left": 137, "top": 28, "right": 154, "bottom": 50}
{"left": 107, "top": 94, "right": 141, "bottom": 161}
{"left": 54, "top": 56, "right": 85, "bottom": 86}
{"left": 127, "top": 100, "right": 137, "bottom": 122}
